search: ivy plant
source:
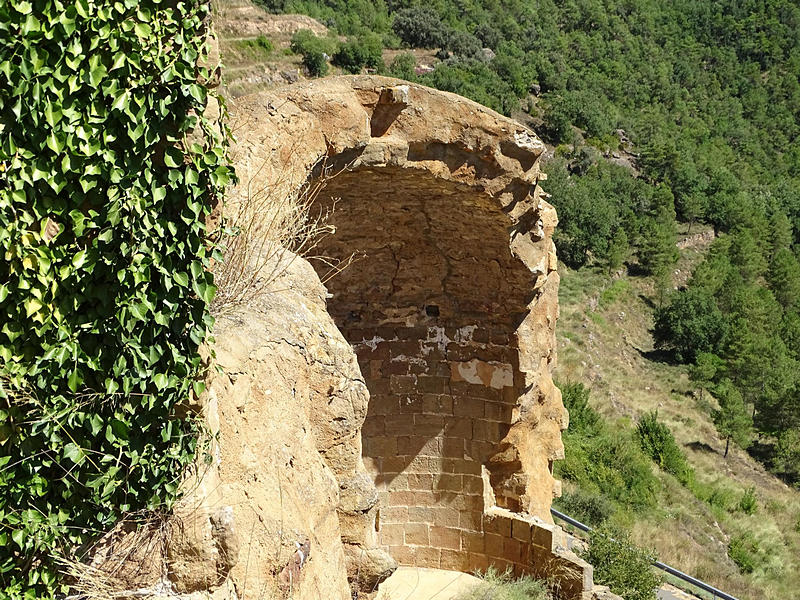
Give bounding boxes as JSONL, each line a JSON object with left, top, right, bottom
{"left": 0, "top": 0, "right": 233, "bottom": 596}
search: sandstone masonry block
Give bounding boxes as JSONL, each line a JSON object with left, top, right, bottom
{"left": 404, "top": 523, "right": 430, "bottom": 546}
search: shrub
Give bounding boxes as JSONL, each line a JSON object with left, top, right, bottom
{"left": 240, "top": 34, "right": 274, "bottom": 54}
{"left": 290, "top": 29, "right": 338, "bottom": 77}
{"left": 738, "top": 486, "right": 758, "bottom": 515}
{"left": 559, "top": 381, "right": 600, "bottom": 432}
{"left": 556, "top": 489, "right": 614, "bottom": 525}
{"left": 543, "top": 102, "right": 573, "bottom": 144}
{"left": 389, "top": 52, "right": 418, "bottom": 80}
{"left": 392, "top": 6, "right": 449, "bottom": 49}
{"left": 332, "top": 34, "right": 384, "bottom": 73}
{"left": 636, "top": 411, "right": 694, "bottom": 485}
{"left": 557, "top": 384, "right": 657, "bottom": 511}
{"left": 728, "top": 532, "right": 761, "bottom": 574}
{"left": 442, "top": 30, "right": 482, "bottom": 59}
{"left": 706, "top": 485, "right": 735, "bottom": 512}
{"left": 558, "top": 427, "right": 657, "bottom": 511}
{"left": 456, "top": 568, "right": 548, "bottom": 600}
{"left": 583, "top": 528, "right": 662, "bottom": 600}
{"left": 290, "top": 29, "right": 336, "bottom": 56}
{"left": 303, "top": 50, "right": 329, "bottom": 77}
{"left": 491, "top": 52, "right": 529, "bottom": 97}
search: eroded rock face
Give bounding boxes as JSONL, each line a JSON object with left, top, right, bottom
{"left": 224, "top": 76, "right": 585, "bottom": 595}
{"left": 197, "top": 256, "right": 392, "bottom": 599}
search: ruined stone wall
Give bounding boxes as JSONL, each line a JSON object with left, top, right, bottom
{"left": 225, "top": 76, "right": 591, "bottom": 598}
{"left": 355, "top": 323, "right": 514, "bottom": 572}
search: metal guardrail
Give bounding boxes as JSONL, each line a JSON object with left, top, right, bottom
{"left": 550, "top": 508, "right": 739, "bottom": 600}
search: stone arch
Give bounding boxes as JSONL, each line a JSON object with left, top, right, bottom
{"left": 229, "top": 76, "right": 591, "bottom": 597}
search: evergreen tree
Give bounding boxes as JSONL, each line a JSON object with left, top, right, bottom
{"left": 689, "top": 352, "right": 725, "bottom": 400}
{"left": 769, "top": 211, "right": 793, "bottom": 258}
{"left": 773, "top": 428, "right": 800, "bottom": 484}
{"left": 711, "top": 379, "right": 752, "bottom": 457}
{"left": 607, "top": 228, "right": 629, "bottom": 273}
{"left": 638, "top": 186, "right": 678, "bottom": 277}
{"left": 653, "top": 289, "right": 727, "bottom": 361}
{"left": 729, "top": 229, "right": 768, "bottom": 283}
{"left": 767, "top": 247, "right": 800, "bottom": 310}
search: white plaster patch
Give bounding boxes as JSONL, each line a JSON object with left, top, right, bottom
{"left": 425, "top": 324, "right": 480, "bottom": 351}
{"left": 489, "top": 364, "right": 514, "bottom": 389}
{"left": 454, "top": 325, "right": 477, "bottom": 343}
{"left": 390, "top": 354, "right": 429, "bottom": 370}
{"left": 426, "top": 326, "right": 450, "bottom": 352}
{"left": 455, "top": 359, "right": 514, "bottom": 389}
{"left": 359, "top": 335, "right": 385, "bottom": 351}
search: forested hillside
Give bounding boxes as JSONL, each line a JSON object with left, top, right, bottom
{"left": 258, "top": 0, "right": 800, "bottom": 488}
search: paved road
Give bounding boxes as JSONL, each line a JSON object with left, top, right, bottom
{"left": 658, "top": 583, "right": 703, "bottom": 600}
{"left": 376, "top": 567, "right": 482, "bottom": 600}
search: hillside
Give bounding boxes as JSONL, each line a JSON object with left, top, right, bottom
{"left": 553, "top": 228, "right": 800, "bottom": 599}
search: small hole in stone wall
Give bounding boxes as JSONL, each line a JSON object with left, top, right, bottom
{"left": 548, "top": 460, "right": 554, "bottom": 475}
{"left": 374, "top": 509, "right": 380, "bottom": 532}
{"left": 425, "top": 305, "right": 440, "bottom": 317}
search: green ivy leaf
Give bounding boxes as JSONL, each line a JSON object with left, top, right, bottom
{"left": 153, "top": 373, "right": 168, "bottom": 390}
{"left": 134, "top": 22, "right": 152, "bottom": 38}
{"left": 11, "top": 529, "right": 24, "bottom": 550}
{"left": 173, "top": 272, "right": 189, "bottom": 287}
{"left": 129, "top": 302, "right": 148, "bottom": 321}
{"left": 62, "top": 443, "right": 85, "bottom": 465}
{"left": 67, "top": 369, "right": 82, "bottom": 392}
{"left": 164, "top": 147, "right": 183, "bottom": 168}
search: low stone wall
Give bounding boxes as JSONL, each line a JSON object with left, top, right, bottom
{"left": 483, "top": 508, "right": 592, "bottom": 600}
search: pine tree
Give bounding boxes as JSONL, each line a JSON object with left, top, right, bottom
{"left": 689, "top": 352, "right": 725, "bottom": 400}
{"left": 607, "top": 228, "right": 629, "bottom": 273}
{"left": 712, "top": 379, "right": 752, "bottom": 457}
{"left": 768, "top": 211, "right": 793, "bottom": 258}
{"left": 638, "top": 186, "right": 678, "bottom": 280}
{"left": 767, "top": 247, "right": 800, "bottom": 310}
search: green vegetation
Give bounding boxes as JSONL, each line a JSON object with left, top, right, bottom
{"left": 332, "top": 33, "right": 384, "bottom": 73}
{"left": 555, "top": 263, "right": 800, "bottom": 598}
{"left": 290, "top": 28, "right": 386, "bottom": 77}
{"left": 727, "top": 532, "right": 763, "bottom": 575}
{"left": 655, "top": 226, "right": 800, "bottom": 481}
{"left": 556, "top": 382, "right": 657, "bottom": 515}
{"left": 739, "top": 487, "right": 759, "bottom": 515}
{"left": 583, "top": 528, "right": 662, "bottom": 600}
{"left": 636, "top": 412, "right": 694, "bottom": 485}
{"left": 290, "top": 29, "right": 339, "bottom": 76}
{"left": 454, "top": 568, "right": 549, "bottom": 600}
{"left": 0, "top": 0, "right": 232, "bottom": 596}
{"left": 237, "top": 34, "right": 275, "bottom": 56}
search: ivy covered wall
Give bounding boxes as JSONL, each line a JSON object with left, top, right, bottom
{"left": 0, "top": 0, "right": 232, "bottom": 596}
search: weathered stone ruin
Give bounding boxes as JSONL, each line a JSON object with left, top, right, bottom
{"left": 218, "top": 76, "right": 592, "bottom": 598}
{"left": 88, "top": 75, "right": 594, "bottom": 600}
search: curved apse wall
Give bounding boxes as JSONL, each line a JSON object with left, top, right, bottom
{"left": 229, "top": 76, "right": 592, "bottom": 598}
